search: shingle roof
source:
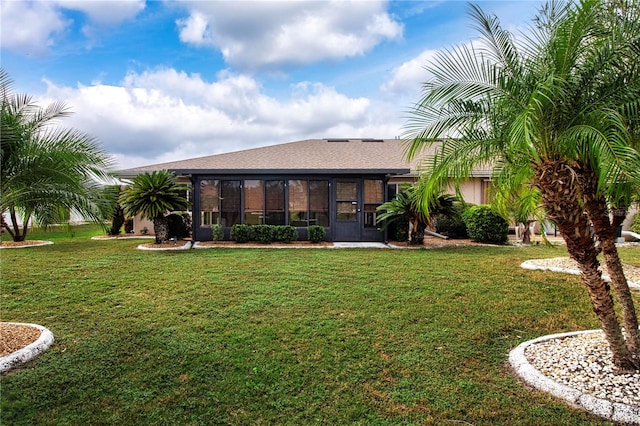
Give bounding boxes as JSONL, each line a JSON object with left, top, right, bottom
{"left": 118, "top": 138, "right": 421, "bottom": 177}
{"left": 117, "top": 138, "right": 494, "bottom": 178}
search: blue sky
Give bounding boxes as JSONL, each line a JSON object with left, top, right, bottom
{"left": 1, "top": 0, "right": 543, "bottom": 169}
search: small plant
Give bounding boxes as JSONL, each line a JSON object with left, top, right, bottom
{"left": 211, "top": 224, "right": 224, "bottom": 241}
{"left": 167, "top": 213, "right": 190, "bottom": 239}
{"left": 230, "top": 224, "right": 254, "bottom": 243}
{"left": 275, "top": 225, "right": 298, "bottom": 243}
{"left": 140, "top": 227, "right": 149, "bottom": 235}
{"left": 308, "top": 225, "right": 325, "bottom": 243}
{"left": 632, "top": 213, "right": 640, "bottom": 234}
{"left": 462, "top": 205, "right": 509, "bottom": 244}
{"left": 435, "top": 205, "right": 468, "bottom": 239}
{"left": 254, "top": 225, "right": 276, "bottom": 244}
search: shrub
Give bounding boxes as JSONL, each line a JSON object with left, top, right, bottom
{"left": 231, "top": 224, "right": 254, "bottom": 243}
{"left": 632, "top": 213, "right": 640, "bottom": 234}
{"left": 275, "top": 225, "right": 298, "bottom": 243}
{"left": 167, "top": 213, "right": 190, "bottom": 239}
{"left": 308, "top": 225, "right": 325, "bottom": 243}
{"left": 388, "top": 217, "right": 409, "bottom": 242}
{"left": 211, "top": 224, "right": 224, "bottom": 241}
{"left": 254, "top": 225, "right": 276, "bottom": 244}
{"left": 462, "top": 205, "right": 509, "bottom": 244}
{"left": 435, "top": 205, "right": 468, "bottom": 239}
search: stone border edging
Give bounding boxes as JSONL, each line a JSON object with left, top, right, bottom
{"left": 0, "top": 241, "right": 53, "bottom": 249}
{"left": 0, "top": 323, "right": 54, "bottom": 373}
{"left": 136, "top": 241, "right": 193, "bottom": 251}
{"left": 521, "top": 259, "right": 640, "bottom": 291}
{"left": 509, "top": 330, "right": 640, "bottom": 425}
{"left": 91, "top": 236, "right": 155, "bottom": 240}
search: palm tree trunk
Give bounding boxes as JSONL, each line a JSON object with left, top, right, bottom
{"left": 575, "top": 165, "right": 640, "bottom": 358}
{"left": 410, "top": 221, "right": 426, "bottom": 245}
{"left": 534, "top": 160, "right": 637, "bottom": 371}
{"left": 153, "top": 216, "right": 168, "bottom": 244}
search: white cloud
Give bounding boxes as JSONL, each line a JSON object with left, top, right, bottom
{"left": 381, "top": 49, "right": 437, "bottom": 98}
{"left": 0, "top": 1, "right": 70, "bottom": 56}
{"left": 0, "top": 0, "right": 145, "bottom": 56}
{"left": 176, "top": 0, "right": 403, "bottom": 69}
{"left": 55, "top": 0, "right": 145, "bottom": 26}
{"left": 39, "top": 68, "right": 402, "bottom": 170}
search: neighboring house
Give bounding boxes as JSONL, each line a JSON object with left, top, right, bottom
{"left": 118, "top": 138, "right": 492, "bottom": 242}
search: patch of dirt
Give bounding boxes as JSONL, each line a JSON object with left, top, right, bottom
{"left": 0, "top": 240, "right": 49, "bottom": 248}
{"left": 0, "top": 323, "right": 41, "bottom": 357}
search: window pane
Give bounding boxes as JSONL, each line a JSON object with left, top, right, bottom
{"left": 288, "top": 180, "right": 308, "bottom": 226}
{"left": 309, "top": 180, "right": 329, "bottom": 226}
{"left": 265, "top": 180, "right": 285, "bottom": 225}
{"left": 220, "top": 180, "right": 241, "bottom": 226}
{"left": 244, "top": 180, "right": 263, "bottom": 225}
{"left": 336, "top": 182, "right": 357, "bottom": 200}
{"left": 364, "top": 204, "right": 379, "bottom": 228}
{"left": 364, "top": 180, "right": 383, "bottom": 204}
{"left": 364, "top": 179, "right": 384, "bottom": 228}
{"left": 200, "top": 179, "right": 219, "bottom": 227}
{"left": 337, "top": 201, "right": 357, "bottom": 221}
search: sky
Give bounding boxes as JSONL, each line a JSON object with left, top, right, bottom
{"left": 1, "top": 0, "right": 544, "bottom": 170}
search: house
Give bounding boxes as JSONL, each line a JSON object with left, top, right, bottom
{"left": 118, "top": 138, "right": 492, "bottom": 242}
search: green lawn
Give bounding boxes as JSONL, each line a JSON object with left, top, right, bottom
{"left": 2, "top": 225, "right": 639, "bottom": 425}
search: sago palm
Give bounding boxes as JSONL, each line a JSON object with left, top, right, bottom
{"left": 405, "top": 0, "right": 639, "bottom": 369}
{"left": 377, "top": 186, "right": 457, "bottom": 244}
{"left": 1, "top": 68, "right": 115, "bottom": 242}
{"left": 119, "top": 170, "right": 189, "bottom": 244}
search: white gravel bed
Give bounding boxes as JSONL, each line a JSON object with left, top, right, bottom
{"left": 525, "top": 332, "right": 640, "bottom": 408}
{"left": 521, "top": 257, "right": 640, "bottom": 291}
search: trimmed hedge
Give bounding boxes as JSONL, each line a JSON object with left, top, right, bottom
{"left": 230, "top": 224, "right": 255, "bottom": 243}
{"left": 462, "top": 205, "right": 509, "bottom": 244}
{"left": 211, "top": 224, "right": 224, "bottom": 241}
{"left": 275, "top": 225, "right": 298, "bottom": 243}
{"left": 254, "top": 225, "right": 276, "bottom": 244}
{"left": 308, "top": 225, "right": 326, "bottom": 243}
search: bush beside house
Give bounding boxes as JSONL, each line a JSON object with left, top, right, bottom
{"left": 462, "top": 205, "right": 509, "bottom": 244}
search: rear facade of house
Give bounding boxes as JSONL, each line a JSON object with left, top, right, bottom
{"left": 118, "top": 138, "right": 492, "bottom": 242}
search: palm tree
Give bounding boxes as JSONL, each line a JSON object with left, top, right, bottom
{"left": 1, "top": 68, "right": 115, "bottom": 242}
{"left": 119, "top": 170, "right": 189, "bottom": 244}
{"left": 377, "top": 186, "right": 457, "bottom": 244}
{"left": 405, "top": 0, "right": 639, "bottom": 369}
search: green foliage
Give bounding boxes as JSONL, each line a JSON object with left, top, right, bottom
{"left": 275, "top": 225, "right": 298, "bottom": 243}
{"left": 308, "top": 225, "right": 325, "bottom": 243}
{"left": 632, "top": 214, "right": 640, "bottom": 234}
{"left": 462, "top": 205, "right": 509, "bottom": 244}
{"left": 388, "top": 216, "right": 409, "bottom": 242}
{"left": 166, "top": 213, "right": 190, "bottom": 239}
{"left": 435, "top": 204, "right": 468, "bottom": 239}
{"left": 1, "top": 68, "right": 115, "bottom": 242}
{"left": 378, "top": 187, "right": 458, "bottom": 244}
{"left": 211, "top": 224, "right": 224, "bottom": 241}
{"left": 253, "top": 224, "right": 276, "bottom": 244}
{"left": 119, "top": 170, "right": 189, "bottom": 221}
{"left": 230, "top": 224, "right": 254, "bottom": 243}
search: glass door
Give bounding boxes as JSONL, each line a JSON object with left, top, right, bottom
{"left": 333, "top": 180, "right": 360, "bottom": 241}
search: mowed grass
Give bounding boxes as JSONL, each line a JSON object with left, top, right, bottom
{"left": 2, "top": 225, "right": 639, "bottom": 425}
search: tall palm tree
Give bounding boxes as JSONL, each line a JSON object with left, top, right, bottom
{"left": 119, "top": 170, "right": 189, "bottom": 244}
{"left": 405, "top": 0, "right": 639, "bottom": 369}
{"left": 1, "top": 68, "right": 115, "bottom": 242}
